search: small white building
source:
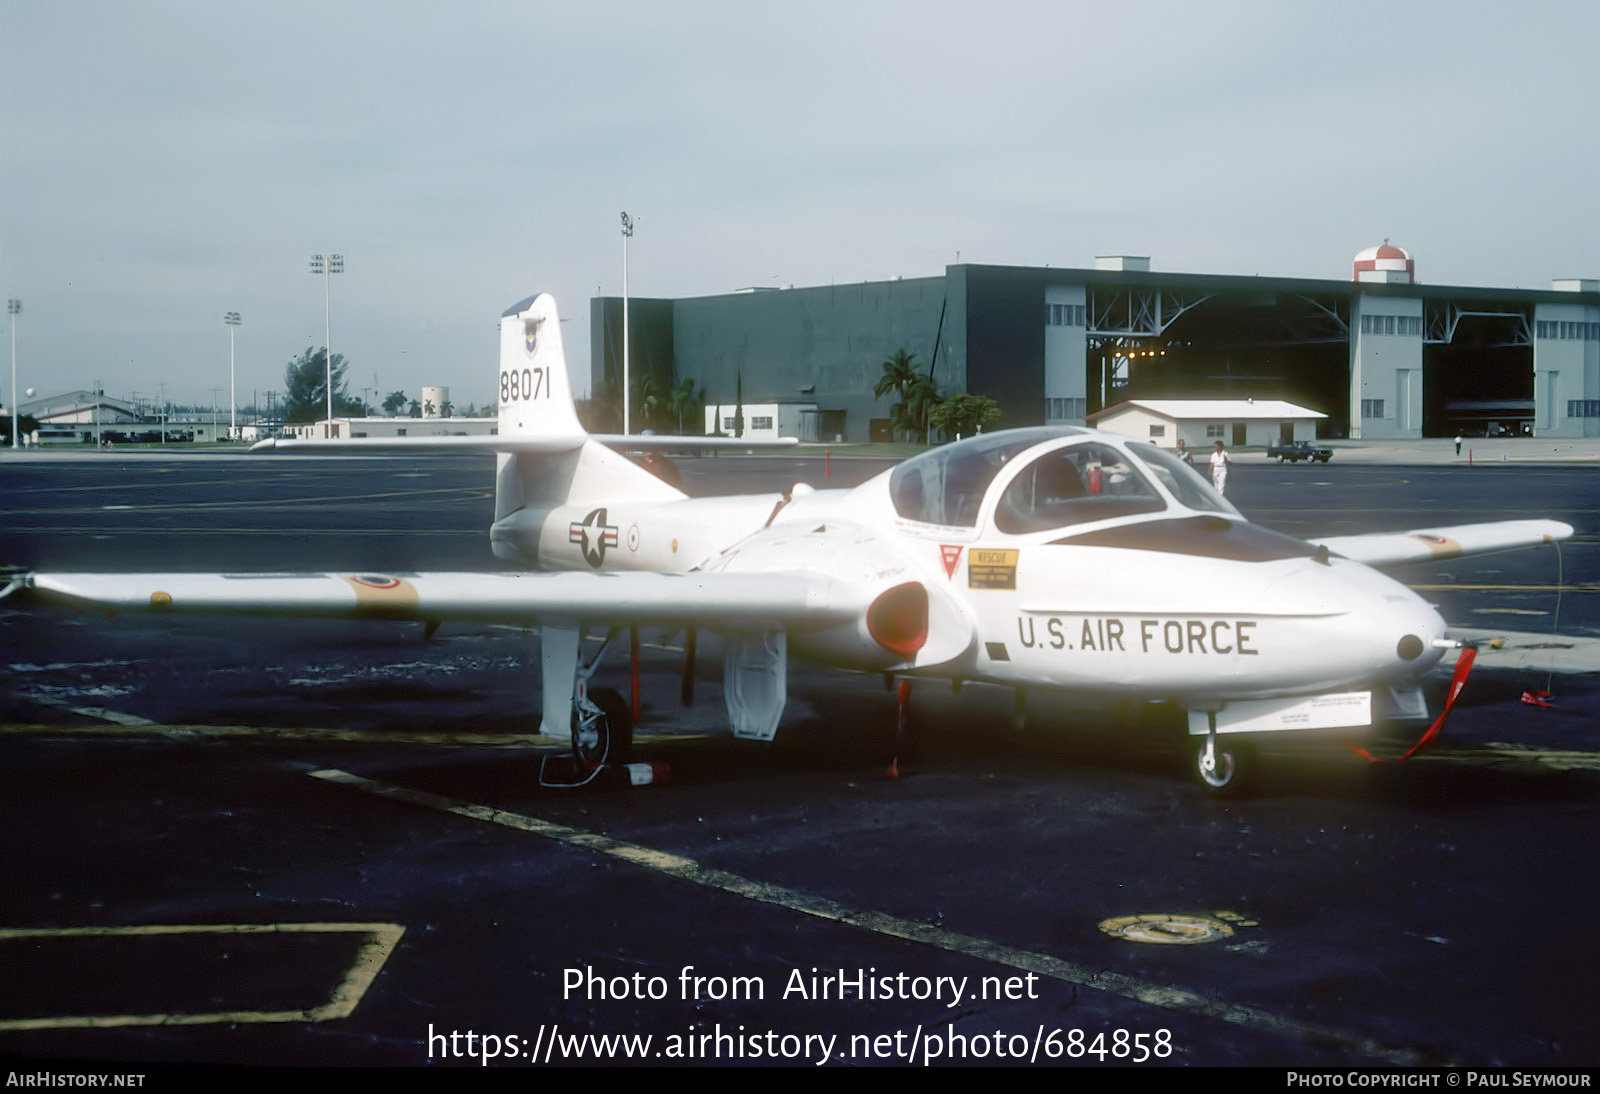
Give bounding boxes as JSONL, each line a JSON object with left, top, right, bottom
{"left": 1089, "top": 399, "right": 1327, "bottom": 450}
{"left": 703, "top": 402, "right": 814, "bottom": 441}
{"left": 285, "top": 416, "right": 498, "bottom": 441}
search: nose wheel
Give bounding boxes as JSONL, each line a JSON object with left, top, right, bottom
{"left": 1193, "top": 734, "right": 1253, "bottom": 796}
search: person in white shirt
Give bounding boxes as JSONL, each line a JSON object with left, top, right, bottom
{"left": 1210, "top": 441, "right": 1231, "bottom": 494}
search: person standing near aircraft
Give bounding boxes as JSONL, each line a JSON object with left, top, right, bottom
{"left": 635, "top": 431, "right": 683, "bottom": 489}
{"left": 1175, "top": 438, "right": 1194, "bottom": 465}
{"left": 638, "top": 448, "right": 682, "bottom": 489}
{"left": 1210, "top": 440, "right": 1231, "bottom": 494}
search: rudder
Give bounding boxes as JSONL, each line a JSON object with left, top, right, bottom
{"left": 498, "top": 293, "right": 584, "bottom": 438}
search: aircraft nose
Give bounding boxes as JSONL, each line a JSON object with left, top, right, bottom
{"left": 1260, "top": 559, "right": 1446, "bottom": 686}
{"left": 1383, "top": 592, "right": 1448, "bottom": 680}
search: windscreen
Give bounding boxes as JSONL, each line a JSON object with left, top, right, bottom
{"left": 1127, "top": 442, "right": 1241, "bottom": 516}
{"left": 993, "top": 442, "right": 1166, "bottom": 533}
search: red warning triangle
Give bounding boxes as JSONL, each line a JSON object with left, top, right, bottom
{"left": 940, "top": 544, "right": 963, "bottom": 579}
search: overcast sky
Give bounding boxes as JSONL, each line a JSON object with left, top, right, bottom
{"left": 4, "top": 1, "right": 1598, "bottom": 412}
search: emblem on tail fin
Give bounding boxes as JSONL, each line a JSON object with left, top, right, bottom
{"left": 497, "top": 293, "right": 584, "bottom": 438}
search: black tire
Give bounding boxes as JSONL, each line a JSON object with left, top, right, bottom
{"left": 572, "top": 686, "right": 632, "bottom": 770}
{"left": 1276, "top": 455, "right": 1287, "bottom": 464}
{"left": 1193, "top": 736, "right": 1253, "bottom": 796}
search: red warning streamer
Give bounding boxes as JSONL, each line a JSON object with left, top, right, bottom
{"left": 1348, "top": 646, "right": 1477, "bottom": 763}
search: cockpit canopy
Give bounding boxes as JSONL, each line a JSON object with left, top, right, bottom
{"left": 888, "top": 428, "right": 1239, "bottom": 533}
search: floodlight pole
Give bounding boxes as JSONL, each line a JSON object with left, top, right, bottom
{"left": 7, "top": 300, "right": 19, "bottom": 449}
{"left": 620, "top": 212, "right": 633, "bottom": 435}
{"left": 224, "top": 312, "right": 240, "bottom": 440}
{"left": 309, "top": 254, "right": 343, "bottom": 436}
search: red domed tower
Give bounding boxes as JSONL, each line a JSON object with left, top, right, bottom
{"left": 1353, "top": 240, "right": 1415, "bottom": 283}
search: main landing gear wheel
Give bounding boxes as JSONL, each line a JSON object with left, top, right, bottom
{"left": 573, "top": 686, "right": 632, "bottom": 770}
{"left": 1193, "top": 736, "right": 1253, "bottom": 796}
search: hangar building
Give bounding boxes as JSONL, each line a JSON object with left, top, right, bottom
{"left": 591, "top": 246, "right": 1600, "bottom": 443}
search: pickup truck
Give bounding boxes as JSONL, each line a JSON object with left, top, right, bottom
{"left": 1265, "top": 440, "right": 1333, "bottom": 464}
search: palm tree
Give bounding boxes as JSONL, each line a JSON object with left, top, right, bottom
{"left": 636, "top": 375, "right": 665, "bottom": 430}
{"left": 666, "top": 376, "right": 700, "bottom": 433}
{"left": 875, "top": 349, "right": 918, "bottom": 396}
{"left": 895, "top": 373, "right": 942, "bottom": 444}
{"left": 876, "top": 349, "right": 927, "bottom": 441}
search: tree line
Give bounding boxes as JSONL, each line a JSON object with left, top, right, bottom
{"left": 277, "top": 344, "right": 1000, "bottom": 441}
{"left": 280, "top": 348, "right": 475, "bottom": 422}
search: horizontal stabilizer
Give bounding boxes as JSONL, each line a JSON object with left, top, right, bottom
{"left": 1313, "top": 519, "right": 1573, "bottom": 567}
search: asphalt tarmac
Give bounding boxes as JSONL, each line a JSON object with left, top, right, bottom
{"left": 0, "top": 450, "right": 1596, "bottom": 1070}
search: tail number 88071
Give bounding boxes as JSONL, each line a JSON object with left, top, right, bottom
{"left": 501, "top": 366, "right": 548, "bottom": 404}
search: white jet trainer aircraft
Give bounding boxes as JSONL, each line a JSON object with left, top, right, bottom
{"left": 10, "top": 293, "right": 1575, "bottom": 793}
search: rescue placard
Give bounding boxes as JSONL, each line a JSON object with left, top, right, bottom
{"left": 968, "top": 549, "right": 1019, "bottom": 590}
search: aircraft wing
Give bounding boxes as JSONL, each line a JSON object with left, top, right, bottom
{"left": 14, "top": 570, "right": 855, "bottom": 630}
{"left": 250, "top": 434, "right": 797, "bottom": 453}
{"left": 1310, "top": 519, "right": 1573, "bottom": 567}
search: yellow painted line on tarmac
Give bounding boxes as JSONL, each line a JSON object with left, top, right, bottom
{"left": 309, "top": 768, "right": 1431, "bottom": 1065}
{"left": 0, "top": 922, "right": 404, "bottom": 1031}
{"left": 1429, "top": 744, "right": 1600, "bottom": 772}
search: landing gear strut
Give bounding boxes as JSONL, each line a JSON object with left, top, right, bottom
{"left": 539, "top": 624, "right": 635, "bottom": 788}
{"left": 573, "top": 686, "right": 632, "bottom": 770}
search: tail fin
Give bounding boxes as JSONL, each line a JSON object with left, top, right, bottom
{"left": 491, "top": 293, "right": 683, "bottom": 536}
{"left": 498, "top": 292, "right": 585, "bottom": 438}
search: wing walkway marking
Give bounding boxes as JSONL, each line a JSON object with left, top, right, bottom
{"left": 308, "top": 767, "right": 1434, "bottom": 1066}
{"left": 0, "top": 923, "right": 404, "bottom": 1031}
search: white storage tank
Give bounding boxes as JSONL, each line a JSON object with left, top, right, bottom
{"left": 421, "top": 386, "right": 450, "bottom": 418}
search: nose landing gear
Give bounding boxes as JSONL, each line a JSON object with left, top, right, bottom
{"left": 1193, "top": 734, "right": 1253, "bottom": 795}
{"left": 1191, "top": 709, "right": 1254, "bottom": 796}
